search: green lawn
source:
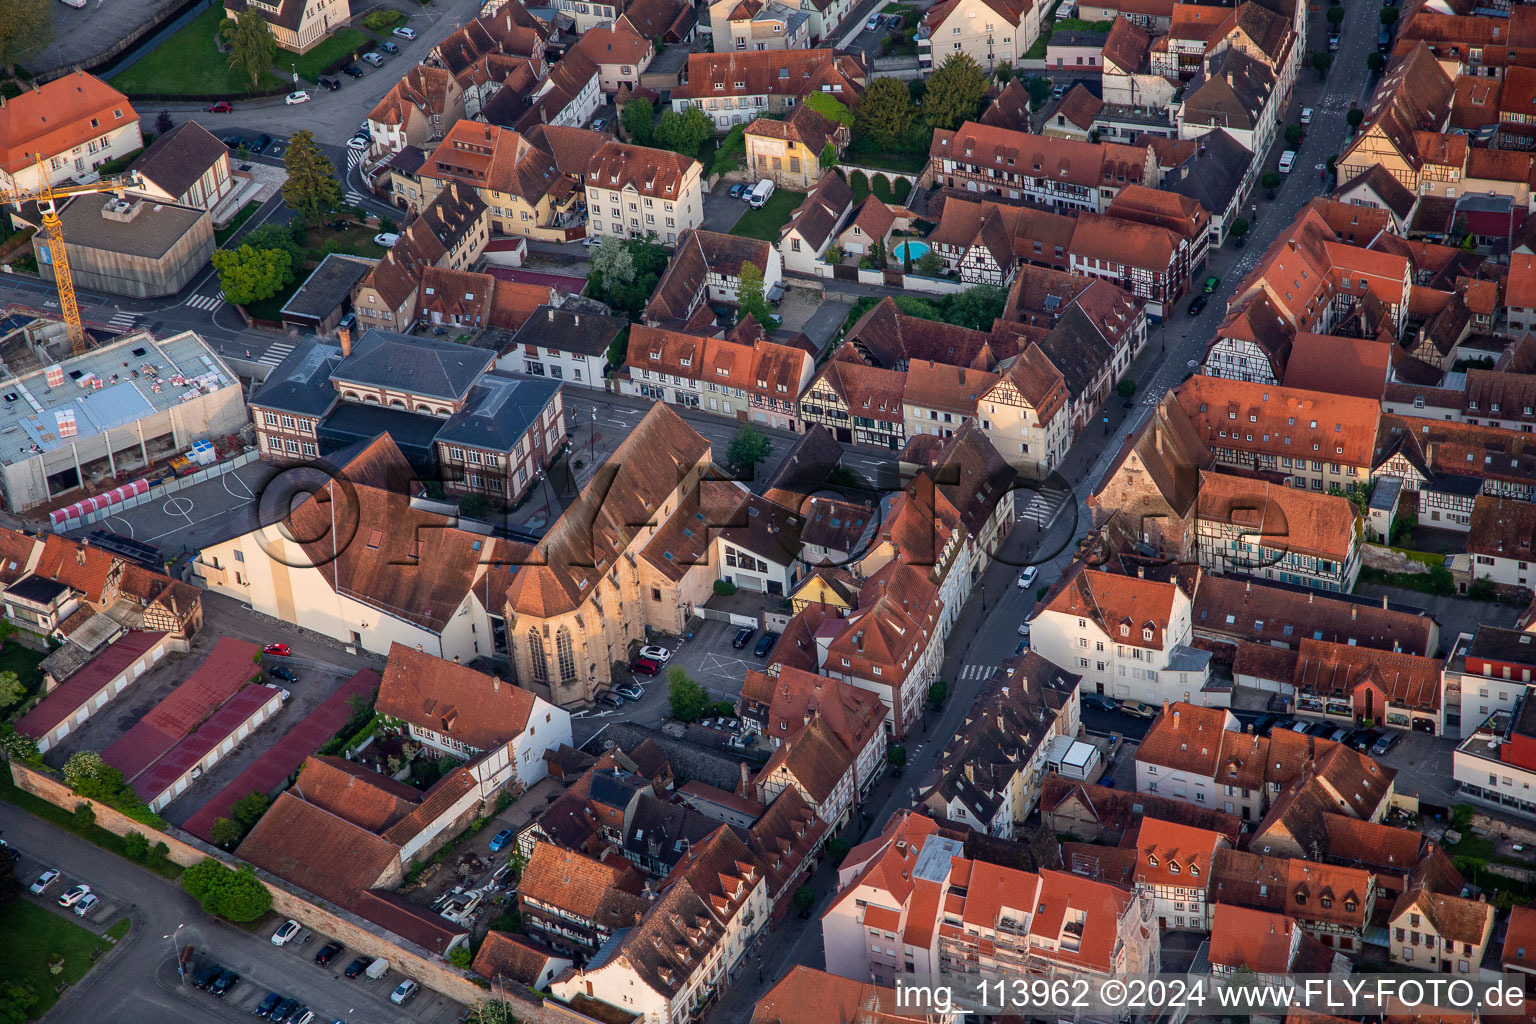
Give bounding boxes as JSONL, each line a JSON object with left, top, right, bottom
{"left": 110, "top": 5, "right": 284, "bottom": 96}
{"left": 214, "top": 201, "right": 261, "bottom": 246}
{"left": 241, "top": 275, "right": 304, "bottom": 322}
{"left": 291, "top": 28, "right": 371, "bottom": 82}
{"left": 0, "top": 771, "right": 182, "bottom": 880}
{"left": 298, "top": 222, "right": 386, "bottom": 261}
{"left": 0, "top": 640, "right": 46, "bottom": 703}
{"left": 0, "top": 900, "right": 125, "bottom": 1019}
{"left": 729, "top": 189, "right": 804, "bottom": 242}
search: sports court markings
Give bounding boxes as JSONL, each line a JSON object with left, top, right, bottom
{"left": 107, "top": 516, "right": 135, "bottom": 538}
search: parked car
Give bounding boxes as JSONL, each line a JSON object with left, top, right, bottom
{"left": 57, "top": 884, "right": 91, "bottom": 907}
{"left": 1202, "top": 275, "right": 1220, "bottom": 294}
{"left": 1052, "top": 82, "right": 1067, "bottom": 98}
{"left": 638, "top": 645, "right": 672, "bottom": 662}
{"left": 1017, "top": 621, "right": 1031, "bottom": 638}
{"left": 256, "top": 992, "right": 283, "bottom": 1018}
{"left": 1017, "top": 566, "right": 1038, "bottom": 588}
{"left": 375, "top": 232, "right": 400, "bottom": 247}
{"left": 1352, "top": 729, "right": 1381, "bottom": 751}
{"left": 346, "top": 135, "right": 370, "bottom": 151}
{"left": 615, "top": 683, "right": 644, "bottom": 701}
{"left": 581, "top": 234, "right": 602, "bottom": 246}
{"left": 1188, "top": 294, "right": 1209, "bottom": 315}
{"left": 1278, "top": 149, "right": 1297, "bottom": 173}
{"left": 732, "top": 627, "right": 755, "bottom": 649}
{"left": 866, "top": 12, "right": 881, "bottom": 28}
{"left": 1291, "top": 721, "right": 1310, "bottom": 733}
{"left": 251, "top": 134, "right": 274, "bottom": 154}
{"left": 222, "top": 135, "right": 247, "bottom": 149}
{"left": 1300, "top": 106, "right": 1314, "bottom": 125}
{"left": 597, "top": 692, "right": 625, "bottom": 708}
{"left": 211, "top": 968, "right": 239, "bottom": 998}
{"left": 1082, "top": 694, "right": 1115, "bottom": 711}
{"left": 391, "top": 980, "right": 420, "bottom": 1005}
{"left": 273, "top": 998, "right": 299, "bottom": 1023}
{"left": 194, "top": 964, "right": 223, "bottom": 989}
{"left": 292, "top": 1011, "right": 315, "bottom": 1024}
{"left": 629, "top": 657, "right": 660, "bottom": 676}
{"left": 338, "top": 313, "right": 356, "bottom": 332}
{"left": 753, "top": 632, "right": 779, "bottom": 657}
{"left": 263, "top": 643, "right": 291, "bottom": 656}
{"left": 29, "top": 868, "right": 59, "bottom": 894}
{"left": 488, "top": 829, "right": 513, "bottom": 853}
{"left": 393, "top": 25, "right": 417, "bottom": 38}
{"left": 1305, "top": 721, "right": 1334, "bottom": 737}
{"left": 591, "top": 117, "right": 608, "bottom": 132}
{"left": 729, "top": 183, "right": 747, "bottom": 199}
{"left": 379, "top": 40, "right": 399, "bottom": 53}
{"left": 1327, "top": 726, "right": 1350, "bottom": 743}
{"left": 341, "top": 63, "right": 364, "bottom": 77}
{"left": 315, "top": 941, "right": 344, "bottom": 966}
{"left": 1014, "top": 638, "right": 1029, "bottom": 656}
{"left": 1372, "top": 732, "right": 1400, "bottom": 756}
{"left": 318, "top": 76, "right": 340, "bottom": 90}
{"left": 73, "top": 893, "right": 101, "bottom": 917}
{"left": 285, "top": 91, "right": 310, "bottom": 104}
{"left": 273, "top": 919, "right": 302, "bottom": 945}
{"left": 362, "top": 51, "right": 386, "bottom": 66}
{"left": 1119, "top": 701, "right": 1158, "bottom": 719}
{"left": 344, "top": 957, "right": 370, "bottom": 979}
{"left": 269, "top": 665, "right": 297, "bottom": 683}
{"left": 205, "top": 101, "right": 233, "bottom": 112}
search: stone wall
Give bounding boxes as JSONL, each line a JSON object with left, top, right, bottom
{"left": 7, "top": 761, "right": 490, "bottom": 1008}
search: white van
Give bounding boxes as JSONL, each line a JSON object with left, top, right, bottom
{"left": 748, "top": 178, "right": 775, "bottom": 208}
{"left": 1278, "top": 150, "right": 1297, "bottom": 174}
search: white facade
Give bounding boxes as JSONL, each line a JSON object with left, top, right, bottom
{"left": 1203, "top": 335, "right": 1279, "bottom": 384}
{"left": 498, "top": 345, "right": 608, "bottom": 390}
{"left": 537, "top": 68, "right": 602, "bottom": 129}
{"left": 586, "top": 176, "right": 705, "bottom": 245}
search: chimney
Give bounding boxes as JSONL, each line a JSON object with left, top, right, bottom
{"left": 454, "top": 654, "right": 461, "bottom": 663}
{"left": 493, "top": 676, "right": 500, "bottom": 692}
{"left": 1351, "top": 606, "right": 1357, "bottom": 621}
{"left": 739, "top": 761, "right": 751, "bottom": 792}
{"left": 339, "top": 326, "right": 353, "bottom": 357}
{"left": 1382, "top": 595, "right": 1388, "bottom": 610}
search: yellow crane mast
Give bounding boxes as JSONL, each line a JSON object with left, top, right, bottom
{"left": 0, "top": 153, "right": 143, "bottom": 355}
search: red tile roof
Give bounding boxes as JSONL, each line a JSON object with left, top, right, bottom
{"left": 1043, "top": 563, "right": 1178, "bottom": 650}
{"left": 236, "top": 790, "right": 402, "bottom": 910}
{"left": 15, "top": 631, "right": 166, "bottom": 739}
{"left": 1196, "top": 470, "right": 1361, "bottom": 562}
{"left": 129, "top": 682, "right": 283, "bottom": 804}
{"left": 1209, "top": 903, "right": 1299, "bottom": 973}
{"left": 0, "top": 72, "right": 138, "bottom": 178}
{"left": 378, "top": 642, "right": 538, "bottom": 751}
{"left": 1175, "top": 375, "right": 1382, "bottom": 468}
{"left": 1135, "top": 817, "right": 1228, "bottom": 888}
{"left": 672, "top": 49, "right": 865, "bottom": 102}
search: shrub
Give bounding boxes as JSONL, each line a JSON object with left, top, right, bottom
{"left": 448, "top": 946, "right": 474, "bottom": 969}
{"left": 668, "top": 668, "right": 710, "bottom": 723}
{"left": 362, "top": 8, "right": 402, "bottom": 29}
{"left": 122, "top": 831, "right": 149, "bottom": 861}
{"left": 181, "top": 858, "right": 272, "bottom": 922}
{"left": 713, "top": 579, "right": 737, "bottom": 597}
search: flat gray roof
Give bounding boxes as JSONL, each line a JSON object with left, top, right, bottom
{"left": 0, "top": 330, "right": 237, "bottom": 464}
{"left": 57, "top": 194, "right": 206, "bottom": 259}
{"left": 281, "top": 253, "right": 375, "bottom": 321}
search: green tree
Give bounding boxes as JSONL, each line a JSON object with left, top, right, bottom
{"left": 460, "top": 493, "right": 489, "bottom": 519}
{"left": 1380, "top": 6, "right": 1398, "bottom": 25}
{"left": 923, "top": 53, "right": 990, "bottom": 130}
{"left": 854, "top": 76, "right": 919, "bottom": 150}
{"left": 887, "top": 744, "right": 908, "bottom": 769}
{"left": 727, "top": 425, "right": 771, "bottom": 470}
{"left": 944, "top": 284, "right": 1006, "bottom": 329}
{"left": 448, "top": 946, "right": 474, "bottom": 969}
{"left": 240, "top": 222, "right": 305, "bottom": 266}
{"left": 209, "top": 817, "right": 243, "bottom": 848}
{"left": 1326, "top": 3, "right": 1344, "bottom": 22}
{"left": 1285, "top": 124, "right": 1304, "bottom": 147}
{"left": 591, "top": 237, "right": 637, "bottom": 287}
{"left": 827, "top": 837, "right": 850, "bottom": 861}
{"left": 0, "top": 0, "right": 52, "bottom": 75}
{"left": 0, "top": 986, "right": 36, "bottom": 1024}
{"left": 1367, "top": 52, "right": 1385, "bottom": 74}
{"left": 181, "top": 858, "right": 272, "bottom": 922}
{"left": 0, "top": 671, "right": 21, "bottom": 712}
{"left": 655, "top": 107, "right": 713, "bottom": 158}
{"left": 914, "top": 249, "right": 944, "bottom": 277}
{"left": 1261, "top": 171, "right": 1281, "bottom": 198}
{"left": 1347, "top": 108, "right": 1364, "bottom": 129}
{"left": 0, "top": 726, "right": 40, "bottom": 766}
{"left": 819, "top": 139, "right": 838, "bottom": 171}
{"left": 72, "top": 802, "right": 95, "bottom": 830}
{"left": 621, "top": 97, "right": 656, "bottom": 145}
{"left": 282, "top": 130, "right": 342, "bottom": 225}
{"left": 1312, "top": 51, "right": 1332, "bottom": 78}
{"left": 222, "top": 7, "right": 277, "bottom": 89}
{"left": 667, "top": 667, "right": 710, "bottom": 723}
{"left": 793, "top": 885, "right": 816, "bottom": 916}
{"left": 1452, "top": 804, "right": 1474, "bottom": 831}
{"left": 0, "top": 851, "right": 17, "bottom": 907}
{"left": 736, "top": 262, "right": 773, "bottom": 327}
{"left": 1025, "top": 75, "right": 1051, "bottom": 111}
{"left": 1117, "top": 378, "right": 1137, "bottom": 399}
{"left": 928, "top": 680, "right": 948, "bottom": 705}
{"left": 122, "top": 831, "right": 149, "bottom": 861}
{"left": 804, "top": 91, "right": 856, "bottom": 126}
{"left": 231, "top": 792, "right": 270, "bottom": 830}
{"left": 63, "top": 751, "right": 111, "bottom": 793}
{"left": 211, "top": 244, "right": 294, "bottom": 306}
{"left": 606, "top": 325, "right": 629, "bottom": 371}
{"left": 1229, "top": 217, "right": 1249, "bottom": 242}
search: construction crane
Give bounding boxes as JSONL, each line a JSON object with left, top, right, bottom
{"left": 0, "top": 153, "right": 143, "bottom": 355}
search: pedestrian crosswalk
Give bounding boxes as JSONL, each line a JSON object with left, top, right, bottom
{"left": 104, "top": 310, "right": 138, "bottom": 332}
{"left": 346, "top": 148, "right": 364, "bottom": 172}
{"left": 1018, "top": 486, "right": 1071, "bottom": 526}
{"left": 959, "top": 663, "right": 994, "bottom": 681}
{"left": 260, "top": 342, "right": 296, "bottom": 367}
{"left": 185, "top": 291, "right": 225, "bottom": 312}
{"left": 344, "top": 190, "right": 367, "bottom": 207}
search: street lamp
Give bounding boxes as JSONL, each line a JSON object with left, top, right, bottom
{"left": 291, "top": 63, "right": 298, "bottom": 87}
{"left": 164, "top": 923, "right": 187, "bottom": 984}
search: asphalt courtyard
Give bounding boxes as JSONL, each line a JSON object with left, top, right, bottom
{"left": 74, "top": 460, "right": 282, "bottom": 557}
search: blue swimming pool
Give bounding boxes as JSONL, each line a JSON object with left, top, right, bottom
{"left": 893, "top": 240, "right": 931, "bottom": 263}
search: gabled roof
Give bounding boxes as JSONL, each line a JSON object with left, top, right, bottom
{"left": 368, "top": 65, "right": 459, "bottom": 128}
{"left": 1136, "top": 817, "right": 1227, "bottom": 887}
{"left": 1181, "top": 47, "right": 1275, "bottom": 131}
{"left": 1175, "top": 375, "right": 1382, "bottom": 467}
{"left": 980, "top": 79, "right": 1034, "bottom": 132}
{"left": 931, "top": 121, "right": 1151, "bottom": 192}
{"left": 288, "top": 755, "right": 422, "bottom": 833}
{"left": 129, "top": 121, "right": 227, "bottom": 200}
{"left": 0, "top": 72, "right": 137, "bottom": 177}
{"left": 672, "top": 49, "right": 864, "bottom": 102}
{"left": 236, "top": 790, "right": 402, "bottom": 910}
{"left": 1390, "top": 887, "right": 1493, "bottom": 945}
{"left": 587, "top": 140, "right": 700, "bottom": 200}
{"left": 474, "top": 931, "right": 569, "bottom": 987}
{"left": 1043, "top": 563, "right": 1178, "bottom": 650}
{"left": 1101, "top": 16, "right": 1153, "bottom": 73}
{"left": 377, "top": 642, "right": 539, "bottom": 750}
{"left": 1197, "top": 470, "right": 1360, "bottom": 561}
{"left": 781, "top": 171, "right": 853, "bottom": 251}
{"left": 519, "top": 839, "right": 648, "bottom": 926}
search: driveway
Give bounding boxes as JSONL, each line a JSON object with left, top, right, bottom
{"left": 1375, "top": 730, "right": 1457, "bottom": 809}
{"left": 702, "top": 182, "right": 748, "bottom": 234}
{"left": 1352, "top": 583, "right": 1521, "bottom": 657}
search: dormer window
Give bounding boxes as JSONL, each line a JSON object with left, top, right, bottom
{"left": 1120, "top": 624, "right": 1130, "bottom": 637}
{"left": 1147, "top": 854, "right": 1158, "bottom": 867}
{"left": 1143, "top": 627, "right": 1153, "bottom": 641}
{"left": 1168, "top": 861, "right": 1181, "bottom": 874}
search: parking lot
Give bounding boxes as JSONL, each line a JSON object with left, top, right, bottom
{"left": 180, "top": 920, "right": 463, "bottom": 1024}
{"left": 19, "top": 855, "right": 127, "bottom": 930}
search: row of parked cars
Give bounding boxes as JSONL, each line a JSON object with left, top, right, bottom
{"left": 1250, "top": 714, "right": 1401, "bottom": 756}
{"left": 28, "top": 869, "right": 100, "bottom": 916}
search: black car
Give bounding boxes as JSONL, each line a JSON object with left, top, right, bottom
{"left": 344, "top": 957, "right": 370, "bottom": 979}
{"left": 314, "top": 941, "right": 344, "bottom": 966}
{"left": 1188, "top": 294, "right": 1209, "bottom": 315}
{"left": 341, "top": 63, "right": 364, "bottom": 77}
{"left": 318, "top": 76, "right": 340, "bottom": 90}
{"left": 222, "top": 135, "right": 247, "bottom": 149}
{"left": 1352, "top": 729, "right": 1381, "bottom": 751}
{"left": 211, "top": 968, "right": 239, "bottom": 998}
{"left": 1082, "top": 693, "right": 1115, "bottom": 711}
{"left": 250, "top": 134, "right": 274, "bottom": 154}
{"left": 732, "top": 627, "right": 755, "bottom": 649}
{"left": 255, "top": 992, "right": 283, "bottom": 1018}
{"left": 753, "top": 631, "right": 779, "bottom": 657}
{"left": 270, "top": 665, "right": 298, "bottom": 683}
{"left": 194, "top": 964, "right": 222, "bottom": 990}
{"left": 271, "top": 998, "right": 298, "bottom": 1023}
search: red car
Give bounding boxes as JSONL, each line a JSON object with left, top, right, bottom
{"left": 262, "top": 643, "right": 291, "bottom": 657}
{"left": 629, "top": 657, "right": 660, "bottom": 677}
{"left": 205, "top": 101, "right": 233, "bottom": 113}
